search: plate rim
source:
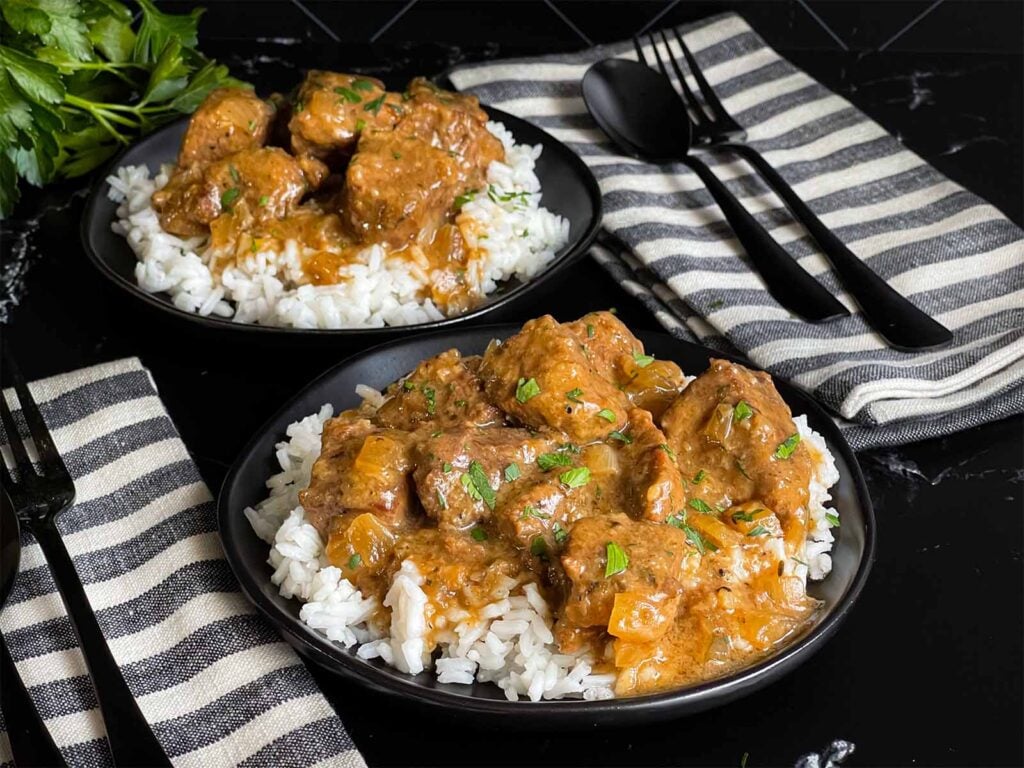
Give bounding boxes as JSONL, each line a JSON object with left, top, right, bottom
{"left": 79, "top": 106, "right": 603, "bottom": 336}
{"left": 216, "top": 323, "right": 877, "bottom": 719}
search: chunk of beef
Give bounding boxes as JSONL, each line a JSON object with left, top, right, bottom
{"left": 660, "top": 359, "right": 814, "bottom": 552}
{"left": 178, "top": 87, "right": 273, "bottom": 168}
{"left": 560, "top": 513, "right": 690, "bottom": 638}
{"left": 617, "top": 409, "right": 686, "bottom": 524}
{"left": 152, "top": 147, "right": 327, "bottom": 237}
{"left": 299, "top": 417, "right": 415, "bottom": 535}
{"left": 479, "top": 315, "right": 631, "bottom": 443}
{"left": 412, "top": 427, "right": 559, "bottom": 530}
{"left": 373, "top": 350, "right": 503, "bottom": 432}
{"left": 288, "top": 72, "right": 402, "bottom": 164}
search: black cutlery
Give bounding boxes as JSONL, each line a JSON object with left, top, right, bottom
{"left": 1, "top": 353, "right": 171, "bottom": 768}
{"left": 1, "top": 492, "right": 67, "bottom": 767}
{"left": 582, "top": 57, "right": 849, "bottom": 324}
{"left": 640, "top": 28, "right": 953, "bottom": 351}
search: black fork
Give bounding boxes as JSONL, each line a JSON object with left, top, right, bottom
{"left": 1, "top": 352, "right": 171, "bottom": 767}
{"left": 644, "top": 28, "right": 953, "bottom": 351}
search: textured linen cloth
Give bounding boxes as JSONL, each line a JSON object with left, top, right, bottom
{"left": 0, "top": 359, "right": 364, "bottom": 768}
{"left": 449, "top": 12, "right": 1024, "bottom": 450}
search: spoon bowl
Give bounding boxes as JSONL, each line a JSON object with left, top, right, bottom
{"left": 582, "top": 58, "right": 692, "bottom": 161}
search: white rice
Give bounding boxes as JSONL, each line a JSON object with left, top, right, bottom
{"left": 244, "top": 400, "right": 840, "bottom": 700}
{"left": 106, "top": 122, "right": 570, "bottom": 329}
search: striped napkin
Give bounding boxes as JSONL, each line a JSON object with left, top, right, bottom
{"left": 449, "top": 12, "right": 1024, "bottom": 450}
{"left": 0, "top": 359, "right": 364, "bottom": 768}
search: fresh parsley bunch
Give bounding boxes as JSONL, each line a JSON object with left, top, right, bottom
{"left": 0, "top": 0, "right": 247, "bottom": 216}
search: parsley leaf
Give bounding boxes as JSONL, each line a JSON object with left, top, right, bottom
{"left": 608, "top": 430, "right": 632, "bottom": 444}
{"left": 515, "top": 377, "right": 541, "bottom": 403}
{"left": 746, "top": 525, "right": 770, "bottom": 537}
{"left": 604, "top": 541, "right": 629, "bottom": 577}
{"left": 692, "top": 469, "right": 707, "bottom": 484}
{"left": 347, "top": 553, "right": 362, "bottom": 569}
{"left": 734, "top": 400, "right": 754, "bottom": 421}
{"left": 461, "top": 461, "right": 496, "bottom": 510}
{"left": 632, "top": 350, "right": 655, "bottom": 368}
{"left": 537, "top": 452, "right": 572, "bottom": 471}
{"left": 825, "top": 512, "right": 840, "bottom": 528}
{"left": 559, "top": 466, "right": 591, "bottom": 489}
{"left": 504, "top": 463, "right": 520, "bottom": 482}
{"left": 688, "top": 498, "right": 715, "bottom": 515}
{"left": 565, "top": 387, "right": 584, "bottom": 403}
{"left": 774, "top": 433, "right": 801, "bottom": 460}
{"left": 596, "top": 408, "right": 616, "bottom": 422}
{"left": 470, "top": 526, "right": 488, "bottom": 542}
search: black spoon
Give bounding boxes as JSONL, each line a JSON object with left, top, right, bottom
{"left": 1, "top": 493, "right": 67, "bottom": 767}
{"left": 582, "top": 58, "right": 849, "bottom": 323}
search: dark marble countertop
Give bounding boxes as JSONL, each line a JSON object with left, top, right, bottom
{"left": 2, "top": 2, "right": 1021, "bottom": 766}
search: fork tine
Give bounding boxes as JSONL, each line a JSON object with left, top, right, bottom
{"left": 0, "top": 393, "right": 36, "bottom": 483}
{"left": 672, "top": 27, "right": 739, "bottom": 129}
{"left": 632, "top": 36, "right": 648, "bottom": 66}
{"left": 658, "top": 29, "right": 713, "bottom": 130}
{"left": 3, "top": 352, "right": 69, "bottom": 481}
{"left": 645, "top": 32, "right": 670, "bottom": 79}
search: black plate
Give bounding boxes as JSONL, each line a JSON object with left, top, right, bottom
{"left": 81, "top": 108, "right": 602, "bottom": 342}
{"left": 217, "top": 326, "right": 875, "bottom": 726}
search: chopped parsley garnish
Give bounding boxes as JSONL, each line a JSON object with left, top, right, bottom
{"left": 470, "top": 526, "right": 488, "bottom": 542}
{"left": 565, "top": 387, "right": 584, "bottom": 403}
{"left": 515, "top": 377, "right": 541, "bottom": 403}
{"left": 504, "top": 463, "right": 521, "bottom": 482}
{"left": 436, "top": 489, "right": 447, "bottom": 509}
{"left": 604, "top": 541, "right": 629, "bottom": 577}
{"left": 537, "top": 452, "right": 572, "bottom": 471}
{"left": 791, "top": 556, "right": 808, "bottom": 567}
{"left": 688, "top": 498, "right": 715, "bottom": 515}
{"left": 247, "top": 119, "right": 257, "bottom": 133}
{"left": 430, "top": 429, "right": 442, "bottom": 438}
{"left": 735, "top": 459, "right": 751, "bottom": 479}
{"left": 352, "top": 78, "right": 376, "bottom": 92}
{"left": 347, "top": 553, "right": 362, "bottom": 569}
{"left": 632, "top": 350, "right": 655, "bottom": 368}
{"left": 521, "top": 506, "right": 551, "bottom": 521}
{"left": 553, "top": 524, "right": 568, "bottom": 545}
{"left": 667, "top": 512, "right": 687, "bottom": 529}
{"left": 825, "top": 512, "right": 840, "bottom": 528}
{"left": 596, "top": 408, "right": 616, "bottom": 422}
{"left": 386, "top": 102, "right": 405, "bottom": 115}
{"left": 773, "top": 433, "right": 801, "bottom": 460}
{"left": 461, "top": 461, "right": 496, "bottom": 510}
{"left": 586, "top": 324, "right": 595, "bottom": 338}
{"left": 334, "top": 86, "right": 362, "bottom": 103}
{"left": 363, "top": 94, "right": 385, "bottom": 114}
{"left": 355, "top": 118, "right": 367, "bottom": 131}
{"left": 734, "top": 400, "right": 754, "bottom": 421}
{"left": 402, "top": 380, "right": 417, "bottom": 391}
{"left": 229, "top": 164, "right": 240, "bottom": 182}
{"left": 530, "top": 536, "right": 549, "bottom": 558}
{"left": 746, "top": 525, "right": 770, "bottom": 537}
{"left": 559, "top": 466, "right": 591, "bottom": 489}
{"left": 392, "top": 151, "right": 402, "bottom": 160}
{"left": 442, "top": 461, "right": 452, "bottom": 473}
{"left": 559, "top": 442, "right": 581, "bottom": 454}
{"left": 682, "top": 524, "right": 718, "bottom": 555}
{"left": 453, "top": 190, "right": 477, "bottom": 210}
{"left": 692, "top": 469, "right": 707, "bottom": 484}
{"left": 731, "top": 510, "right": 755, "bottom": 523}
{"left": 258, "top": 195, "right": 269, "bottom": 207}
{"left": 658, "top": 443, "right": 676, "bottom": 460}
{"left": 220, "top": 187, "right": 240, "bottom": 209}
{"left": 423, "top": 385, "right": 436, "bottom": 415}
{"left": 608, "top": 430, "right": 633, "bottom": 444}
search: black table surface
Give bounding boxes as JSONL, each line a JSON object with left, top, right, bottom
{"left": 2, "top": 2, "right": 1022, "bottom": 766}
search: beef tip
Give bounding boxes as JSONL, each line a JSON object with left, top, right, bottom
{"left": 299, "top": 416, "right": 415, "bottom": 535}
{"left": 152, "top": 147, "right": 327, "bottom": 237}
{"left": 288, "top": 71, "right": 402, "bottom": 164}
{"left": 660, "top": 359, "right": 814, "bottom": 552}
{"left": 617, "top": 409, "right": 686, "bottom": 524}
{"left": 178, "top": 87, "right": 274, "bottom": 169}
{"left": 342, "top": 129, "right": 461, "bottom": 247}
{"left": 412, "top": 427, "right": 559, "bottom": 531}
{"left": 373, "top": 349, "right": 504, "bottom": 432}
{"left": 479, "top": 315, "right": 631, "bottom": 443}
{"left": 560, "top": 513, "right": 690, "bottom": 641}
{"left": 394, "top": 78, "right": 504, "bottom": 188}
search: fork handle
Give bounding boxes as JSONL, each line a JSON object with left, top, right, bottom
{"left": 682, "top": 154, "right": 849, "bottom": 322}
{"left": 722, "top": 142, "right": 953, "bottom": 350}
{"left": 31, "top": 521, "right": 172, "bottom": 767}
{"left": 1, "top": 631, "right": 68, "bottom": 767}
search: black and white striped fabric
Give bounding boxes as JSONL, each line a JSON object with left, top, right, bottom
{"left": 450, "top": 12, "right": 1024, "bottom": 450}
{"left": 0, "top": 359, "right": 364, "bottom": 768}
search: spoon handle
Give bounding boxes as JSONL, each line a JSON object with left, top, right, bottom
{"left": 722, "top": 142, "right": 953, "bottom": 350}
{"left": 30, "top": 520, "right": 172, "bottom": 767}
{"left": 1, "top": 631, "right": 68, "bottom": 767}
{"left": 682, "top": 154, "right": 849, "bottom": 323}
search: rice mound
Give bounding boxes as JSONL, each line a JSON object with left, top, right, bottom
{"left": 106, "top": 122, "right": 570, "bottom": 330}
{"left": 243, "top": 396, "right": 842, "bottom": 702}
